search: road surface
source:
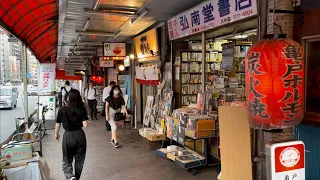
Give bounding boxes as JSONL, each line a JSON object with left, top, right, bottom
{"left": 0, "top": 96, "right": 38, "bottom": 143}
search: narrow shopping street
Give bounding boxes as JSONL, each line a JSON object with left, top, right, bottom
{"left": 42, "top": 118, "right": 218, "bottom": 180}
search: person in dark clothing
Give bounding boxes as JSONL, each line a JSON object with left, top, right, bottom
{"left": 105, "top": 85, "right": 128, "bottom": 148}
{"left": 55, "top": 89, "right": 89, "bottom": 180}
{"left": 84, "top": 82, "right": 98, "bottom": 120}
{"left": 102, "top": 81, "right": 116, "bottom": 131}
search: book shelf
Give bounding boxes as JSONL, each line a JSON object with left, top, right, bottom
{"left": 179, "top": 50, "right": 222, "bottom": 106}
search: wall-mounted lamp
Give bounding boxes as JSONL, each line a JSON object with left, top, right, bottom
{"left": 119, "top": 65, "right": 125, "bottom": 71}
{"left": 130, "top": 54, "right": 135, "bottom": 59}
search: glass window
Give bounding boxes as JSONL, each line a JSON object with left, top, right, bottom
{"left": 0, "top": 89, "right": 11, "bottom": 96}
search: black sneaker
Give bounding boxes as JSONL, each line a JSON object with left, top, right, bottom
{"left": 114, "top": 142, "right": 120, "bottom": 148}
{"left": 106, "top": 128, "right": 111, "bottom": 131}
{"left": 111, "top": 139, "right": 115, "bottom": 145}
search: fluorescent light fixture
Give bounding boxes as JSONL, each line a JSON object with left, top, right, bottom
{"left": 84, "top": 8, "right": 137, "bottom": 17}
{"left": 93, "top": 0, "right": 101, "bottom": 10}
{"left": 234, "top": 35, "right": 248, "bottom": 39}
{"left": 130, "top": 9, "right": 148, "bottom": 24}
{"left": 76, "top": 35, "right": 81, "bottom": 42}
{"left": 83, "top": 18, "right": 91, "bottom": 31}
{"left": 76, "top": 30, "right": 114, "bottom": 37}
{"left": 214, "top": 34, "right": 234, "bottom": 41}
{"left": 113, "top": 30, "right": 122, "bottom": 39}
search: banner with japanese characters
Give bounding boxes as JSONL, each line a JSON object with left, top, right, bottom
{"left": 167, "top": 0, "right": 257, "bottom": 41}
{"left": 135, "top": 65, "right": 159, "bottom": 85}
{"left": 38, "top": 63, "right": 56, "bottom": 95}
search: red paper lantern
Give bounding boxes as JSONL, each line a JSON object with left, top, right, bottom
{"left": 90, "top": 76, "right": 97, "bottom": 82}
{"left": 245, "top": 38, "right": 305, "bottom": 129}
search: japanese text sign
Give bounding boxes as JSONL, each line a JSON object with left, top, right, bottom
{"left": 38, "top": 63, "right": 56, "bottom": 95}
{"left": 266, "top": 141, "right": 305, "bottom": 180}
{"left": 245, "top": 39, "right": 304, "bottom": 129}
{"left": 99, "top": 57, "right": 114, "bottom": 67}
{"left": 135, "top": 65, "right": 159, "bottom": 85}
{"left": 167, "top": 0, "right": 257, "bottom": 41}
{"left": 104, "top": 43, "right": 126, "bottom": 56}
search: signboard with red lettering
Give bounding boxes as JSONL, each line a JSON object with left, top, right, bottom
{"left": 38, "top": 63, "right": 56, "bottom": 95}
{"left": 266, "top": 141, "right": 305, "bottom": 180}
{"left": 167, "top": 0, "right": 257, "bottom": 41}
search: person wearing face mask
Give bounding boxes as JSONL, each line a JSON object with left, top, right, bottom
{"left": 105, "top": 85, "right": 128, "bottom": 148}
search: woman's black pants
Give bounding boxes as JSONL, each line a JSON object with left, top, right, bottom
{"left": 62, "top": 129, "right": 87, "bottom": 180}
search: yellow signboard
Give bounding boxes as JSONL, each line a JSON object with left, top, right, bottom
{"left": 134, "top": 29, "right": 159, "bottom": 60}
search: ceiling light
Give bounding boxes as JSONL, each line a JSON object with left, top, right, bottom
{"left": 234, "top": 35, "right": 248, "bottom": 39}
{"left": 130, "top": 9, "right": 148, "bottom": 24}
{"left": 76, "top": 30, "right": 114, "bottom": 37}
{"left": 130, "top": 54, "right": 135, "bottom": 59}
{"left": 83, "top": 18, "right": 91, "bottom": 30}
{"left": 84, "top": 8, "right": 137, "bottom": 17}
{"left": 113, "top": 30, "right": 122, "bottom": 39}
{"left": 93, "top": 0, "right": 101, "bottom": 10}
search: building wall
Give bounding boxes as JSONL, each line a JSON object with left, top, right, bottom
{"left": 0, "top": 32, "right": 9, "bottom": 83}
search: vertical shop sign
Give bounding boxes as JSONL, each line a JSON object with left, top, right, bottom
{"left": 167, "top": 0, "right": 257, "bottom": 41}
{"left": 245, "top": 39, "right": 304, "bottom": 129}
{"left": 38, "top": 63, "right": 56, "bottom": 95}
{"left": 266, "top": 141, "right": 305, "bottom": 180}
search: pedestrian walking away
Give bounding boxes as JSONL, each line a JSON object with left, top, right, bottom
{"left": 105, "top": 85, "right": 128, "bottom": 148}
{"left": 55, "top": 89, "right": 89, "bottom": 180}
{"left": 85, "top": 81, "right": 98, "bottom": 120}
{"left": 62, "top": 81, "right": 72, "bottom": 106}
{"left": 102, "top": 81, "right": 116, "bottom": 130}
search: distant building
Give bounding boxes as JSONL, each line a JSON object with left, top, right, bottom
{"left": 0, "top": 29, "right": 10, "bottom": 84}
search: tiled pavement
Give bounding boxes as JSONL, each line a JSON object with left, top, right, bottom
{"left": 42, "top": 117, "right": 218, "bottom": 180}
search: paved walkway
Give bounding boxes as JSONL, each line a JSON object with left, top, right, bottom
{"left": 42, "top": 117, "right": 218, "bottom": 180}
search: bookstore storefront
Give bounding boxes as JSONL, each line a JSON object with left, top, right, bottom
{"left": 157, "top": 0, "right": 258, "bottom": 178}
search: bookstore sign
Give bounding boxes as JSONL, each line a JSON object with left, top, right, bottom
{"left": 167, "top": 0, "right": 257, "bottom": 41}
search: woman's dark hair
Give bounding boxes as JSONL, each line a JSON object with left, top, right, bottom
{"left": 109, "top": 85, "right": 122, "bottom": 98}
{"left": 67, "top": 89, "right": 87, "bottom": 121}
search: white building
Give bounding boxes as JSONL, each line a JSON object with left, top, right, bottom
{"left": 0, "top": 29, "right": 10, "bottom": 84}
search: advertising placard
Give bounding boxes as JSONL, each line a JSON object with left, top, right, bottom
{"left": 167, "top": 0, "right": 257, "bottom": 41}
{"left": 99, "top": 57, "right": 114, "bottom": 67}
{"left": 135, "top": 65, "right": 159, "bottom": 85}
{"left": 104, "top": 43, "right": 126, "bottom": 56}
{"left": 38, "top": 95, "right": 56, "bottom": 120}
{"left": 266, "top": 141, "right": 305, "bottom": 180}
{"left": 133, "top": 29, "right": 159, "bottom": 59}
{"left": 38, "top": 63, "right": 56, "bottom": 95}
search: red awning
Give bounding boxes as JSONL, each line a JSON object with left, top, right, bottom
{"left": 0, "top": 0, "right": 58, "bottom": 63}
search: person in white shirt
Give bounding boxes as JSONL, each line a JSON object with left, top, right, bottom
{"left": 102, "top": 81, "right": 116, "bottom": 130}
{"left": 84, "top": 81, "right": 98, "bottom": 120}
{"left": 62, "top": 81, "right": 72, "bottom": 106}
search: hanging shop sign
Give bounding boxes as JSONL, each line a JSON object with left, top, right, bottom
{"left": 167, "top": 0, "right": 257, "bottom": 41}
{"left": 134, "top": 28, "right": 159, "bottom": 60}
{"left": 99, "top": 57, "right": 114, "bottom": 68}
{"left": 245, "top": 39, "right": 304, "bottom": 129}
{"left": 55, "top": 70, "right": 82, "bottom": 80}
{"left": 38, "top": 63, "right": 56, "bottom": 95}
{"left": 135, "top": 65, "right": 159, "bottom": 85}
{"left": 266, "top": 141, "right": 305, "bottom": 180}
{"left": 104, "top": 43, "right": 126, "bottom": 56}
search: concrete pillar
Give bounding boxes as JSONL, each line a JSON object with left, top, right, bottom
{"left": 21, "top": 43, "right": 29, "bottom": 127}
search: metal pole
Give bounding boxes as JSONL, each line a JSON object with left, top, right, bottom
{"left": 21, "top": 43, "right": 29, "bottom": 128}
{"left": 255, "top": 0, "right": 268, "bottom": 179}
{"left": 201, "top": 32, "right": 206, "bottom": 93}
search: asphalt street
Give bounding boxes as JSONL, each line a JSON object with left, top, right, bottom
{"left": 0, "top": 95, "right": 38, "bottom": 143}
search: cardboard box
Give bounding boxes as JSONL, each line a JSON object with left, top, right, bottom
{"left": 184, "top": 139, "right": 204, "bottom": 155}
{"left": 147, "top": 133, "right": 165, "bottom": 141}
{"left": 185, "top": 129, "right": 215, "bottom": 138}
{"left": 141, "top": 137, "right": 162, "bottom": 150}
{"left": 2, "top": 144, "right": 33, "bottom": 162}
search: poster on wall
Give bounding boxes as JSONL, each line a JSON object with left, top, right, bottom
{"left": 104, "top": 43, "right": 126, "bottom": 56}
{"left": 38, "top": 63, "right": 56, "bottom": 95}
{"left": 135, "top": 65, "right": 159, "bottom": 85}
{"left": 266, "top": 141, "right": 305, "bottom": 180}
{"left": 143, "top": 96, "right": 155, "bottom": 126}
{"left": 133, "top": 29, "right": 159, "bottom": 60}
{"left": 167, "top": 0, "right": 257, "bottom": 41}
{"left": 38, "top": 95, "right": 56, "bottom": 120}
